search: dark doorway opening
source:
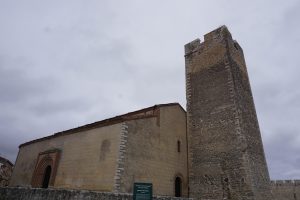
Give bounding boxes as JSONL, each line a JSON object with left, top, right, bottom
{"left": 42, "top": 165, "right": 52, "bottom": 188}
{"left": 175, "top": 177, "right": 182, "bottom": 197}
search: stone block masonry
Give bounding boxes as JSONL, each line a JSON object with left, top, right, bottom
{"left": 114, "top": 122, "right": 129, "bottom": 192}
{"left": 0, "top": 187, "right": 192, "bottom": 200}
{"left": 271, "top": 180, "right": 300, "bottom": 200}
{"left": 185, "top": 26, "right": 272, "bottom": 200}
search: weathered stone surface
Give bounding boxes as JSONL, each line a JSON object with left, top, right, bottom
{"left": 271, "top": 180, "right": 300, "bottom": 200}
{"left": 0, "top": 187, "right": 192, "bottom": 200}
{"left": 0, "top": 157, "right": 13, "bottom": 187}
{"left": 185, "top": 26, "right": 272, "bottom": 200}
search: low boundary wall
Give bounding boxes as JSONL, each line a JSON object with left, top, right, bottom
{"left": 271, "top": 180, "right": 300, "bottom": 200}
{"left": 0, "top": 187, "right": 191, "bottom": 200}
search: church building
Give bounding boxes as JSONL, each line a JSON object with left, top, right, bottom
{"left": 9, "top": 26, "right": 272, "bottom": 200}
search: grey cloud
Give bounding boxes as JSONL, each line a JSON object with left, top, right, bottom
{"left": 0, "top": 0, "right": 299, "bottom": 180}
{"left": 265, "top": 128, "right": 300, "bottom": 179}
{"left": 0, "top": 57, "right": 57, "bottom": 103}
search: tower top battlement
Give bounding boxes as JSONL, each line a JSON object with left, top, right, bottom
{"left": 184, "top": 25, "right": 232, "bottom": 56}
{"left": 204, "top": 25, "right": 231, "bottom": 42}
{"left": 185, "top": 26, "right": 246, "bottom": 74}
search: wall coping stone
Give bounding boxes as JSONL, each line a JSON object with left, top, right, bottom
{"left": 271, "top": 180, "right": 300, "bottom": 186}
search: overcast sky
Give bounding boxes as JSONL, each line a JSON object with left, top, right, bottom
{"left": 0, "top": 0, "right": 300, "bottom": 180}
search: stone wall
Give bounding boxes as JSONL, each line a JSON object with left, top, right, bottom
{"left": 0, "top": 187, "right": 192, "bottom": 200}
{"left": 0, "top": 157, "right": 13, "bottom": 187}
{"left": 185, "top": 26, "right": 272, "bottom": 200}
{"left": 120, "top": 105, "right": 188, "bottom": 196}
{"left": 271, "top": 180, "right": 300, "bottom": 200}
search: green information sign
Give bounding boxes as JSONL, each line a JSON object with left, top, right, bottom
{"left": 133, "top": 182, "right": 153, "bottom": 200}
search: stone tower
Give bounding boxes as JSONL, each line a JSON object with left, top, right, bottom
{"left": 185, "top": 26, "right": 272, "bottom": 200}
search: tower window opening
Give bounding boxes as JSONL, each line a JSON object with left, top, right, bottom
{"left": 177, "top": 140, "right": 181, "bottom": 152}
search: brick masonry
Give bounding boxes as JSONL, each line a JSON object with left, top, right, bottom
{"left": 185, "top": 26, "right": 272, "bottom": 200}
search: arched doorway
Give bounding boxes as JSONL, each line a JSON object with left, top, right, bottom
{"left": 175, "top": 177, "right": 182, "bottom": 197}
{"left": 42, "top": 165, "right": 52, "bottom": 188}
{"left": 31, "top": 150, "right": 61, "bottom": 188}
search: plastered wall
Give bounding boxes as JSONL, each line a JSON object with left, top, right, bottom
{"left": 10, "top": 123, "right": 122, "bottom": 192}
{"left": 10, "top": 104, "right": 188, "bottom": 197}
{"left": 119, "top": 105, "right": 188, "bottom": 197}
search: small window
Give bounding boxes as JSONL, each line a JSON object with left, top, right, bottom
{"left": 177, "top": 140, "right": 181, "bottom": 152}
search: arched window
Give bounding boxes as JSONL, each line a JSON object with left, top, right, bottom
{"left": 175, "top": 177, "right": 182, "bottom": 197}
{"left": 177, "top": 140, "right": 181, "bottom": 152}
{"left": 42, "top": 165, "right": 52, "bottom": 188}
